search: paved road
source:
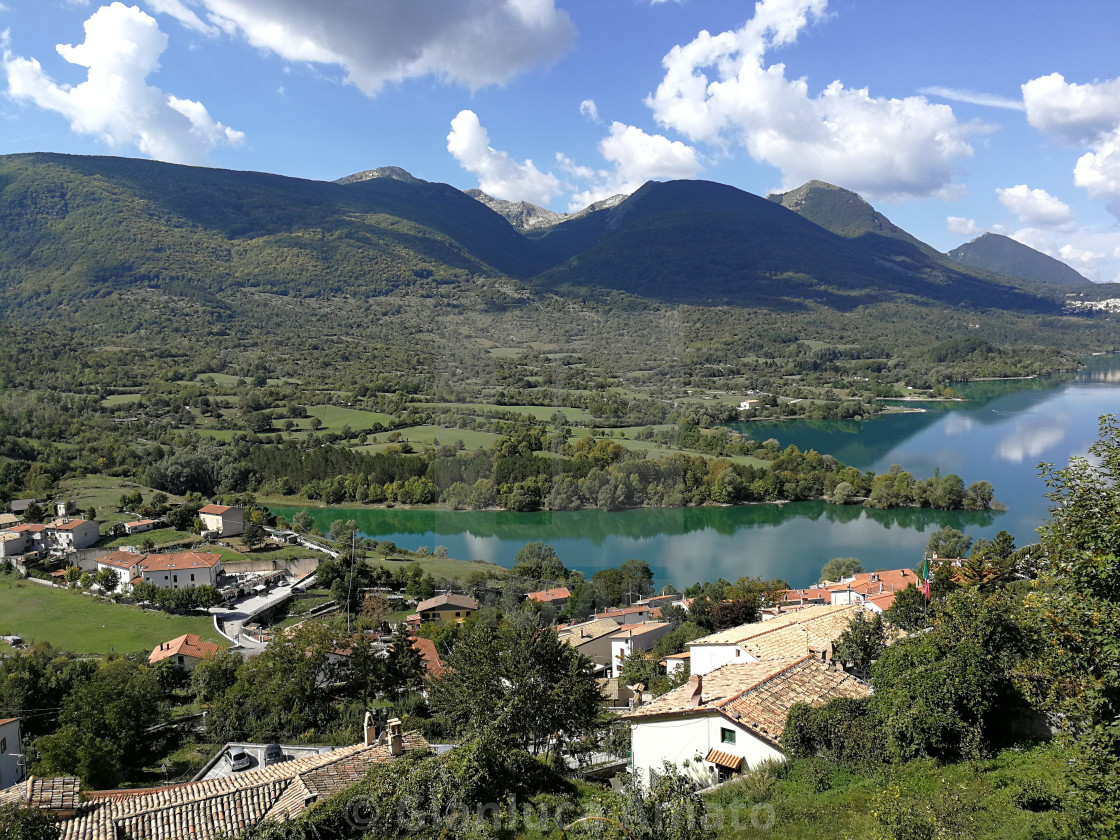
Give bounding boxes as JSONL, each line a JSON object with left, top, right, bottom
{"left": 211, "top": 575, "right": 317, "bottom": 649}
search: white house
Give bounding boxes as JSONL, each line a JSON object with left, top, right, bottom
{"left": 609, "top": 622, "right": 673, "bottom": 678}
{"left": 96, "top": 550, "right": 145, "bottom": 592}
{"left": 139, "top": 551, "right": 222, "bottom": 589}
{"left": 197, "top": 504, "right": 244, "bottom": 537}
{"left": 149, "top": 634, "right": 220, "bottom": 671}
{"left": 0, "top": 717, "right": 24, "bottom": 790}
{"left": 623, "top": 658, "right": 870, "bottom": 787}
{"left": 688, "top": 603, "right": 861, "bottom": 676}
{"left": 4, "top": 523, "right": 46, "bottom": 553}
{"left": 0, "top": 531, "right": 31, "bottom": 558}
{"left": 44, "top": 518, "right": 100, "bottom": 551}
{"left": 123, "top": 519, "right": 157, "bottom": 535}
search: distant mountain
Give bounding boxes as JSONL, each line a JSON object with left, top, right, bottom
{"left": 334, "top": 166, "right": 423, "bottom": 185}
{"left": 533, "top": 179, "right": 1058, "bottom": 312}
{"left": 768, "top": 180, "right": 944, "bottom": 262}
{"left": 948, "top": 233, "right": 1091, "bottom": 287}
{"left": 466, "top": 189, "right": 628, "bottom": 232}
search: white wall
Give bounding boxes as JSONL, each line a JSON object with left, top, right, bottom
{"left": 0, "top": 719, "right": 24, "bottom": 790}
{"left": 630, "top": 714, "right": 784, "bottom": 788}
{"left": 689, "top": 644, "right": 757, "bottom": 676}
{"left": 142, "top": 564, "right": 219, "bottom": 589}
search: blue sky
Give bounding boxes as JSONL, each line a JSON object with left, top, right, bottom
{"left": 3, "top": 0, "right": 1120, "bottom": 281}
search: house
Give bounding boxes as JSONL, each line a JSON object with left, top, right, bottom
{"left": 139, "top": 551, "right": 223, "bottom": 589}
{"left": 8, "top": 499, "right": 35, "bottom": 516}
{"left": 414, "top": 593, "right": 478, "bottom": 625}
{"left": 557, "top": 618, "right": 626, "bottom": 669}
{"left": 826, "top": 569, "right": 916, "bottom": 605}
{"left": 197, "top": 504, "right": 244, "bottom": 536}
{"left": 0, "top": 726, "right": 429, "bottom": 839}
{"left": 610, "top": 622, "right": 673, "bottom": 678}
{"left": 0, "top": 718, "right": 24, "bottom": 790}
{"left": 43, "top": 518, "right": 100, "bottom": 551}
{"left": 4, "top": 523, "right": 46, "bottom": 552}
{"left": 0, "top": 514, "right": 21, "bottom": 528}
{"left": 149, "top": 634, "right": 221, "bottom": 670}
{"left": 661, "top": 651, "right": 690, "bottom": 676}
{"left": 0, "top": 531, "right": 32, "bottom": 558}
{"left": 596, "top": 604, "right": 654, "bottom": 625}
{"left": 623, "top": 658, "right": 870, "bottom": 787}
{"left": 526, "top": 586, "right": 571, "bottom": 609}
{"left": 95, "top": 550, "right": 146, "bottom": 592}
{"left": 123, "top": 519, "right": 157, "bottom": 535}
{"left": 688, "top": 603, "right": 863, "bottom": 676}
{"left": 410, "top": 637, "right": 445, "bottom": 679}
{"left": 738, "top": 399, "right": 760, "bottom": 410}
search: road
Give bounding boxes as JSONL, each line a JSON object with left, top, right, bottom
{"left": 211, "top": 574, "right": 317, "bottom": 649}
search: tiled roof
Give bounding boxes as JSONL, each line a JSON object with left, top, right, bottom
{"left": 149, "top": 634, "right": 221, "bottom": 664}
{"left": 411, "top": 637, "right": 444, "bottom": 678}
{"left": 705, "top": 749, "right": 743, "bottom": 770}
{"left": 0, "top": 777, "right": 82, "bottom": 812}
{"left": 139, "top": 552, "right": 221, "bottom": 572}
{"left": 5, "top": 736, "right": 428, "bottom": 840}
{"left": 557, "top": 618, "right": 621, "bottom": 646}
{"left": 609, "top": 622, "right": 670, "bottom": 640}
{"left": 826, "top": 568, "right": 917, "bottom": 596}
{"left": 623, "top": 658, "right": 870, "bottom": 746}
{"left": 416, "top": 593, "right": 478, "bottom": 612}
{"left": 9, "top": 523, "right": 45, "bottom": 533}
{"left": 526, "top": 587, "right": 571, "bottom": 603}
{"left": 124, "top": 520, "right": 156, "bottom": 528}
{"left": 98, "top": 551, "right": 144, "bottom": 570}
{"left": 46, "top": 519, "right": 93, "bottom": 531}
{"left": 198, "top": 505, "right": 232, "bottom": 514}
{"left": 782, "top": 587, "right": 831, "bottom": 603}
{"left": 864, "top": 592, "right": 897, "bottom": 611}
{"left": 0, "top": 717, "right": 18, "bottom": 726}
{"left": 690, "top": 604, "right": 857, "bottom": 647}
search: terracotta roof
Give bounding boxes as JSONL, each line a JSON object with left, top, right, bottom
{"left": 623, "top": 658, "right": 870, "bottom": 745}
{"left": 139, "top": 551, "right": 222, "bottom": 572}
{"left": 864, "top": 592, "right": 897, "bottom": 611}
{"left": 149, "top": 634, "right": 221, "bottom": 664}
{"left": 826, "top": 568, "right": 916, "bottom": 596}
{"left": 8, "top": 523, "right": 45, "bottom": 533}
{"left": 46, "top": 519, "right": 93, "bottom": 531}
{"left": 2, "top": 736, "right": 428, "bottom": 840}
{"left": 124, "top": 520, "right": 156, "bottom": 528}
{"left": 782, "top": 587, "right": 832, "bottom": 603}
{"left": 0, "top": 777, "right": 81, "bottom": 812}
{"left": 526, "top": 586, "right": 571, "bottom": 603}
{"left": 198, "top": 504, "right": 232, "bottom": 514}
{"left": 97, "top": 551, "right": 144, "bottom": 570}
{"left": 690, "top": 604, "right": 857, "bottom": 647}
{"left": 0, "top": 717, "right": 18, "bottom": 726}
{"left": 416, "top": 593, "right": 478, "bottom": 612}
{"left": 598, "top": 605, "right": 649, "bottom": 617}
{"left": 410, "top": 637, "right": 445, "bottom": 678}
{"left": 663, "top": 652, "right": 691, "bottom": 660}
{"left": 609, "top": 621, "right": 670, "bottom": 640}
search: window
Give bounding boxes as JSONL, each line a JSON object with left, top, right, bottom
{"left": 455, "top": 612, "right": 461, "bottom": 617}
{"left": 1, "top": 737, "right": 6, "bottom": 753}
{"left": 720, "top": 728, "right": 736, "bottom": 745}
{"left": 177, "top": 656, "right": 184, "bottom": 665}
{"left": 190, "top": 574, "right": 195, "bottom": 582}
{"left": 173, "top": 575, "right": 178, "bottom": 583}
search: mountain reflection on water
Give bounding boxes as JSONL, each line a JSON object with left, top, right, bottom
{"left": 270, "top": 357, "right": 1120, "bottom": 590}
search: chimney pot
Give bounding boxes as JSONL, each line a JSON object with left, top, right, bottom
{"left": 688, "top": 674, "right": 703, "bottom": 708}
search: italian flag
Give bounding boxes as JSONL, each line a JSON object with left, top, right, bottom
{"left": 921, "top": 557, "right": 931, "bottom": 599}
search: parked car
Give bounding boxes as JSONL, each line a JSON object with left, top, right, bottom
{"left": 228, "top": 748, "right": 252, "bottom": 771}
{"left": 263, "top": 744, "right": 286, "bottom": 766}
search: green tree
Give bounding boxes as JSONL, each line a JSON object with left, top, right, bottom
{"left": 819, "top": 557, "right": 863, "bottom": 583}
{"left": 191, "top": 650, "right": 242, "bottom": 704}
{"left": 511, "top": 541, "right": 568, "bottom": 581}
{"left": 882, "top": 583, "right": 929, "bottom": 632}
{"left": 833, "top": 610, "right": 885, "bottom": 678}
{"left": 290, "top": 510, "right": 313, "bottom": 533}
{"left": 0, "top": 804, "right": 61, "bottom": 840}
{"left": 924, "top": 525, "right": 972, "bottom": 560}
{"left": 243, "top": 522, "right": 265, "bottom": 551}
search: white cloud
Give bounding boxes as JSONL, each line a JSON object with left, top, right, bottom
{"left": 3, "top": 2, "right": 242, "bottom": 164}
{"left": 447, "top": 109, "right": 561, "bottom": 205}
{"left": 918, "top": 86, "right": 1024, "bottom": 111}
{"left": 181, "top": 0, "right": 574, "bottom": 96}
{"left": 947, "top": 216, "right": 980, "bottom": 237}
{"left": 579, "top": 98, "right": 599, "bottom": 123}
{"left": 1074, "top": 128, "right": 1120, "bottom": 205}
{"left": 645, "top": 0, "right": 980, "bottom": 201}
{"left": 1022, "top": 72, "right": 1120, "bottom": 145}
{"left": 144, "top": 0, "right": 217, "bottom": 34}
{"left": 567, "top": 122, "right": 702, "bottom": 209}
{"left": 996, "top": 184, "right": 1074, "bottom": 228}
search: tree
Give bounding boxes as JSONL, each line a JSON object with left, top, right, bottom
{"left": 0, "top": 804, "right": 61, "bottom": 840}
{"left": 431, "top": 619, "right": 601, "bottom": 756}
{"left": 924, "top": 526, "right": 972, "bottom": 560}
{"left": 882, "top": 583, "right": 929, "bottom": 632}
{"left": 191, "top": 650, "right": 242, "bottom": 703}
{"left": 93, "top": 566, "right": 119, "bottom": 593}
{"left": 819, "top": 557, "right": 863, "bottom": 583}
{"left": 511, "top": 541, "right": 568, "bottom": 581}
{"left": 710, "top": 598, "right": 760, "bottom": 630}
{"left": 291, "top": 510, "right": 313, "bottom": 533}
{"left": 833, "top": 611, "right": 885, "bottom": 678}
{"left": 243, "top": 522, "right": 265, "bottom": 551}
{"left": 619, "top": 558, "right": 655, "bottom": 601}
{"left": 1020, "top": 415, "right": 1120, "bottom": 831}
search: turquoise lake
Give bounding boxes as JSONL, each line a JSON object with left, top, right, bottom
{"left": 270, "top": 356, "right": 1120, "bottom": 590}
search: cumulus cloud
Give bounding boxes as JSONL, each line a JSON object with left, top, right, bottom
{"left": 567, "top": 122, "right": 702, "bottom": 209}
{"left": 174, "top": 0, "right": 574, "bottom": 96}
{"left": 947, "top": 216, "right": 981, "bottom": 237}
{"left": 447, "top": 109, "right": 561, "bottom": 205}
{"left": 1073, "top": 128, "right": 1120, "bottom": 208}
{"left": 579, "top": 98, "right": 599, "bottom": 123}
{"left": 3, "top": 2, "right": 242, "bottom": 164}
{"left": 918, "top": 85, "right": 1024, "bottom": 111}
{"left": 996, "top": 184, "right": 1074, "bottom": 227}
{"left": 645, "top": 0, "right": 980, "bottom": 201}
{"left": 1022, "top": 72, "right": 1120, "bottom": 145}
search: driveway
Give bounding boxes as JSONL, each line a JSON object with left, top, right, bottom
{"left": 212, "top": 577, "right": 314, "bottom": 649}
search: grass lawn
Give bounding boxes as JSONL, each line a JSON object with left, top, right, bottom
{"left": 306, "top": 405, "right": 395, "bottom": 431}
{"left": 56, "top": 475, "right": 185, "bottom": 529}
{"left": 358, "top": 426, "right": 501, "bottom": 451}
{"left": 415, "top": 403, "right": 595, "bottom": 423}
{"left": 364, "top": 554, "right": 507, "bottom": 581}
{"left": 101, "top": 393, "right": 142, "bottom": 406}
{"left": 0, "top": 577, "right": 225, "bottom": 655}
{"left": 103, "top": 527, "right": 198, "bottom": 549}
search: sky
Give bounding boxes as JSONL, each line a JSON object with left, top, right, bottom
{"left": 2, "top": 0, "right": 1120, "bottom": 282}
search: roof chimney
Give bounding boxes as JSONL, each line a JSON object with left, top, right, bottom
{"left": 688, "top": 674, "right": 703, "bottom": 708}
{"left": 387, "top": 717, "right": 404, "bottom": 756}
{"left": 363, "top": 711, "right": 376, "bottom": 747}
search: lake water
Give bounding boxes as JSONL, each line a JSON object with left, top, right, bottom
{"left": 270, "top": 356, "right": 1120, "bottom": 590}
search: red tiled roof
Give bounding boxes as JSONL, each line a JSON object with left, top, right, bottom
{"left": 706, "top": 748, "right": 743, "bottom": 770}
{"left": 826, "top": 568, "right": 916, "bottom": 596}
{"left": 526, "top": 587, "right": 571, "bottom": 603}
{"left": 410, "top": 637, "right": 445, "bottom": 678}
{"left": 9, "top": 523, "right": 45, "bottom": 533}
{"left": 98, "top": 551, "right": 144, "bottom": 570}
{"left": 46, "top": 519, "right": 93, "bottom": 531}
{"left": 124, "top": 520, "right": 156, "bottom": 528}
{"left": 139, "top": 551, "right": 221, "bottom": 572}
{"left": 198, "top": 504, "right": 232, "bottom": 514}
{"left": 0, "top": 717, "right": 18, "bottom": 726}
{"left": 149, "top": 634, "right": 221, "bottom": 664}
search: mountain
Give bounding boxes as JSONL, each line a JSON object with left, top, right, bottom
{"left": 533, "top": 179, "right": 1058, "bottom": 312}
{"left": 334, "top": 166, "right": 423, "bottom": 185}
{"left": 466, "top": 189, "right": 628, "bottom": 231}
{"left": 948, "top": 233, "right": 1091, "bottom": 287}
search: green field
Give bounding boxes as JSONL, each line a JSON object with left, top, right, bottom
{"left": 104, "top": 527, "right": 197, "bottom": 549}
{"left": 415, "top": 403, "right": 595, "bottom": 423}
{"left": 364, "top": 554, "right": 507, "bottom": 581}
{"left": 0, "top": 578, "right": 225, "bottom": 655}
{"left": 306, "top": 405, "right": 395, "bottom": 431}
{"left": 55, "top": 476, "right": 184, "bottom": 529}
{"left": 359, "top": 426, "right": 502, "bottom": 451}
{"left": 101, "top": 393, "right": 142, "bottom": 406}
